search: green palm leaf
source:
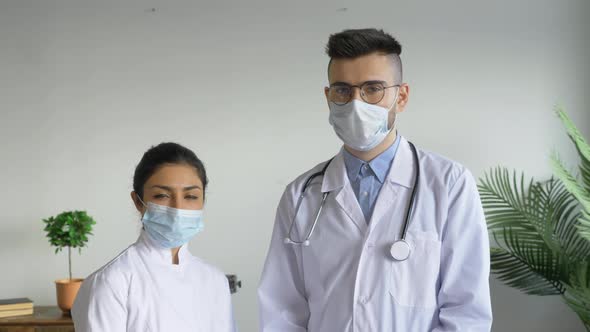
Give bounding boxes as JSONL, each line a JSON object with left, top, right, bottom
{"left": 478, "top": 168, "right": 542, "bottom": 243}
{"left": 490, "top": 244, "right": 565, "bottom": 295}
{"left": 533, "top": 178, "right": 590, "bottom": 260}
{"left": 552, "top": 108, "right": 590, "bottom": 243}
{"left": 552, "top": 156, "right": 590, "bottom": 242}
{"left": 479, "top": 108, "right": 590, "bottom": 330}
{"left": 479, "top": 169, "right": 588, "bottom": 296}
{"left": 555, "top": 107, "right": 590, "bottom": 194}
{"left": 552, "top": 155, "right": 590, "bottom": 214}
{"left": 564, "top": 262, "right": 590, "bottom": 329}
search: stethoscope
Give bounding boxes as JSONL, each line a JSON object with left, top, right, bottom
{"left": 284, "top": 142, "right": 420, "bottom": 262}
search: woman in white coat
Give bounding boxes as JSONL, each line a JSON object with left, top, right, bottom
{"left": 72, "top": 142, "right": 236, "bottom": 332}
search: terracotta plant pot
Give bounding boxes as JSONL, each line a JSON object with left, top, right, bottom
{"left": 55, "top": 278, "right": 84, "bottom": 314}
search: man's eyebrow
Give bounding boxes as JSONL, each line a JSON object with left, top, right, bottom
{"left": 330, "top": 81, "right": 351, "bottom": 86}
{"left": 330, "top": 80, "right": 388, "bottom": 86}
{"left": 363, "top": 80, "right": 388, "bottom": 85}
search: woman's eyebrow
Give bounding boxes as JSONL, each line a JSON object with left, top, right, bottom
{"left": 151, "top": 185, "right": 173, "bottom": 191}
{"left": 183, "top": 185, "right": 202, "bottom": 191}
{"left": 150, "top": 185, "right": 202, "bottom": 191}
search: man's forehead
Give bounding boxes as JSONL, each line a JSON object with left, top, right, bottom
{"left": 328, "top": 54, "right": 396, "bottom": 83}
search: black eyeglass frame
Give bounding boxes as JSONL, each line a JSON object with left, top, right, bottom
{"left": 327, "top": 81, "right": 401, "bottom": 106}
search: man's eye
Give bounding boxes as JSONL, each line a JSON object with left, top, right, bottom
{"left": 335, "top": 87, "right": 351, "bottom": 95}
{"left": 185, "top": 195, "right": 199, "bottom": 200}
{"left": 154, "top": 194, "right": 170, "bottom": 199}
{"left": 364, "top": 85, "right": 383, "bottom": 94}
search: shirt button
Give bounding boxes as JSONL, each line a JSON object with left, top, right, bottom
{"left": 363, "top": 164, "right": 369, "bottom": 170}
{"left": 359, "top": 296, "right": 369, "bottom": 304}
{"left": 362, "top": 191, "right": 369, "bottom": 196}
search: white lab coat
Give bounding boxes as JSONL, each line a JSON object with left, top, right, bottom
{"left": 72, "top": 230, "right": 236, "bottom": 332}
{"left": 258, "top": 136, "right": 492, "bottom": 332}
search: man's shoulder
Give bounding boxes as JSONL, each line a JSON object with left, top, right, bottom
{"left": 417, "top": 147, "right": 473, "bottom": 189}
{"left": 285, "top": 157, "right": 335, "bottom": 192}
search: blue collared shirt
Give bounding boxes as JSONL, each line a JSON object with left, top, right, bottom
{"left": 342, "top": 135, "right": 402, "bottom": 223}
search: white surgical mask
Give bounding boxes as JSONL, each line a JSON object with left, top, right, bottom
{"left": 137, "top": 197, "right": 204, "bottom": 249}
{"left": 328, "top": 93, "right": 398, "bottom": 151}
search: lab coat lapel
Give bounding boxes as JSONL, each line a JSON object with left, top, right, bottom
{"left": 321, "top": 151, "right": 368, "bottom": 234}
{"left": 368, "top": 136, "right": 415, "bottom": 232}
{"left": 335, "top": 183, "right": 367, "bottom": 233}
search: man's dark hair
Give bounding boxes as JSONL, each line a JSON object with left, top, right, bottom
{"left": 326, "top": 28, "right": 403, "bottom": 84}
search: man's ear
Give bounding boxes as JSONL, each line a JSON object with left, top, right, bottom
{"left": 395, "top": 84, "right": 410, "bottom": 114}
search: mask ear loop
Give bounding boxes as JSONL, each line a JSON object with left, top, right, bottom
{"left": 135, "top": 194, "right": 149, "bottom": 230}
{"left": 135, "top": 193, "right": 148, "bottom": 207}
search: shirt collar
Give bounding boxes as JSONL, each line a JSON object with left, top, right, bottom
{"left": 342, "top": 133, "right": 402, "bottom": 184}
{"left": 322, "top": 135, "right": 415, "bottom": 193}
{"left": 136, "top": 230, "right": 192, "bottom": 267}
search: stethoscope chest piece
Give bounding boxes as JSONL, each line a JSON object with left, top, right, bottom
{"left": 390, "top": 240, "right": 411, "bottom": 261}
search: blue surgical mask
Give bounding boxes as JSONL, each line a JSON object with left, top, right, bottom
{"left": 328, "top": 93, "right": 398, "bottom": 151}
{"left": 139, "top": 199, "right": 204, "bottom": 249}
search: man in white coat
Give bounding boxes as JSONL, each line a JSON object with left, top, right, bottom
{"left": 258, "top": 28, "right": 493, "bottom": 331}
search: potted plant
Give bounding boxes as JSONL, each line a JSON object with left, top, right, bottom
{"left": 43, "top": 210, "right": 95, "bottom": 314}
{"left": 478, "top": 108, "right": 590, "bottom": 330}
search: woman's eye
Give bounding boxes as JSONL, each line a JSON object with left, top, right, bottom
{"left": 154, "top": 194, "right": 170, "bottom": 199}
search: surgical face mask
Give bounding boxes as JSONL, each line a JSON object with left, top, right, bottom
{"left": 328, "top": 93, "right": 398, "bottom": 151}
{"left": 138, "top": 198, "right": 204, "bottom": 249}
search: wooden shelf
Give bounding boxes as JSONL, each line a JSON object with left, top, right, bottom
{"left": 0, "top": 306, "right": 73, "bottom": 332}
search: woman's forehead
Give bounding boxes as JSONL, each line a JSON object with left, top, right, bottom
{"left": 145, "top": 164, "right": 202, "bottom": 187}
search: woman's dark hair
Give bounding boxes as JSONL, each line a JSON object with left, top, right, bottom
{"left": 133, "top": 142, "right": 208, "bottom": 200}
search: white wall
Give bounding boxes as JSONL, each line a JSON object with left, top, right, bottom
{"left": 1, "top": 0, "right": 589, "bottom": 331}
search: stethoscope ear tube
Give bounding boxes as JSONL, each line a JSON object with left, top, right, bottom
{"left": 284, "top": 159, "right": 333, "bottom": 246}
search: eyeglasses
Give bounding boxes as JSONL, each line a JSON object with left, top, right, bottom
{"left": 328, "top": 81, "right": 400, "bottom": 106}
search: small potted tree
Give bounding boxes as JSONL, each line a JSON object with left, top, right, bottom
{"left": 43, "top": 210, "right": 95, "bottom": 314}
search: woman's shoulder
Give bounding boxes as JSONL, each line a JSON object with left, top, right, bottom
{"left": 72, "top": 244, "right": 140, "bottom": 323}
{"left": 72, "top": 243, "right": 140, "bottom": 318}
{"left": 186, "top": 256, "right": 230, "bottom": 288}
{"left": 83, "top": 243, "right": 140, "bottom": 289}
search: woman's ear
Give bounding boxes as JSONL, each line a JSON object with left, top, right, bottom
{"left": 130, "top": 192, "right": 145, "bottom": 214}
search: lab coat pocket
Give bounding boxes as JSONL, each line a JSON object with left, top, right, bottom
{"left": 388, "top": 231, "right": 441, "bottom": 308}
